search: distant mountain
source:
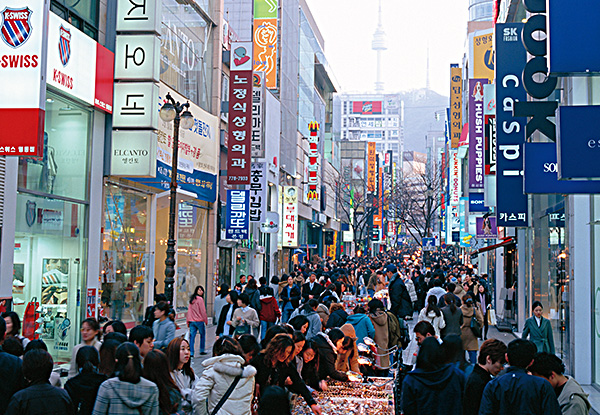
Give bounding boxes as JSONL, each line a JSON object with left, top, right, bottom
{"left": 400, "top": 89, "right": 448, "bottom": 154}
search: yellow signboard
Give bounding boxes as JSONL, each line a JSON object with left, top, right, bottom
{"left": 473, "top": 30, "right": 494, "bottom": 82}
{"left": 450, "top": 66, "right": 463, "bottom": 149}
{"left": 367, "top": 142, "right": 377, "bottom": 192}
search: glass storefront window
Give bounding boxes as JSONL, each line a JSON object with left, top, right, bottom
{"left": 18, "top": 92, "right": 91, "bottom": 202}
{"left": 13, "top": 192, "right": 88, "bottom": 364}
{"left": 101, "top": 184, "right": 151, "bottom": 325}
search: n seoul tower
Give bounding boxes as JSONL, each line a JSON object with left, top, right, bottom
{"left": 372, "top": 0, "right": 387, "bottom": 93}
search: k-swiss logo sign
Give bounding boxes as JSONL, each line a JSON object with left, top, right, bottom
{"left": 1, "top": 7, "right": 32, "bottom": 49}
{"left": 58, "top": 25, "right": 70, "bottom": 66}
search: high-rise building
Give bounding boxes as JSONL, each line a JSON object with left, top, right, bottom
{"left": 469, "top": 0, "right": 495, "bottom": 21}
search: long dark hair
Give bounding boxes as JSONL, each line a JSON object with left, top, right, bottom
{"left": 82, "top": 318, "right": 102, "bottom": 341}
{"left": 76, "top": 345, "right": 100, "bottom": 374}
{"left": 444, "top": 293, "right": 457, "bottom": 313}
{"left": 301, "top": 340, "right": 320, "bottom": 374}
{"left": 218, "top": 284, "right": 230, "bottom": 299}
{"left": 99, "top": 339, "right": 121, "bottom": 377}
{"left": 189, "top": 285, "right": 205, "bottom": 304}
{"left": 264, "top": 334, "right": 295, "bottom": 368}
{"left": 115, "top": 342, "right": 142, "bottom": 384}
{"left": 166, "top": 337, "right": 195, "bottom": 382}
{"left": 2, "top": 311, "right": 21, "bottom": 336}
{"left": 142, "top": 350, "right": 181, "bottom": 415}
{"left": 416, "top": 337, "right": 444, "bottom": 372}
{"left": 425, "top": 295, "right": 441, "bottom": 317}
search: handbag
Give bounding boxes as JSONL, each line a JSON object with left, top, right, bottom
{"left": 488, "top": 307, "right": 497, "bottom": 326}
{"left": 470, "top": 314, "right": 482, "bottom": 338}
{"left": 210, "top": 375, "right": 242, "bottom": 415}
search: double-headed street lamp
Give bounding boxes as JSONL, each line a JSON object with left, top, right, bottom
{"left": 159, "top": 93, "right": 194, "bottom": 305}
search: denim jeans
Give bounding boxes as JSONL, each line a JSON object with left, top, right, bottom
{"left": 467, "top": 350, "right": 478, "bottom": 365}
{"left": 189, "top": 321, "right": 205, "bottom": 356}
{"left": 282, "top": 307, "right": 293, "bottom": 324}
{"left": 260, "top": 320, "right": 275, "bottom": 341}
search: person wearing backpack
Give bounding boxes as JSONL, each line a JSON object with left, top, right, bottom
{"left": 460, "top": 293, "right": 484, "bottom": 364}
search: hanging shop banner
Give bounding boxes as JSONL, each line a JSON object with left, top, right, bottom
{"left": 47, "top": 13, "right": 114, "bottom": 113}
{"left": 367, "top": 142, "right": 377, "bottom": 192}
{"left": 282, "top": 186, "right": 298, "bottom": 247}
{"left": 449, "top": 66, "right": 463, "bottom": 148}
{"left": 557, "top": 106, "right": 600, "bottom": 179}
{"left": 476, "top": 216, "right": 498, "bottom": 239}
{"left": 306, "top": 122, "right": 320, "bottom": 200}
{"left": 449, "top": 149, "right": 461, "bottom": 205}
{"left": 227, "top": 42, "right": 253, "bottom": 184}
{"left": 251, "top": 71, "right": 265, "bottom": 158}
{"left": 253, "top": 0, "right": 278, "bottom": 89}
{"left": 459, "top": 197, "right": 472, "bottom": 247}
{"left": 495, "top": 23, "right": 528, "bottom": 227}
{"left": 471, "top": 29, "right": 494, "bottom": 82}
{"left": 249, "top": 162, "right": 267, "bottom": 223}
{"left": 469, "top": 192, "right": 489, "bottom": 212}
{"left": 469, "top": 79, "right": 488, "bottom": 189}
{"left": 226, "top": 189, "right": 249, "bottom": 240}
{"left": 0, "top": 0, "right": 49, "bottom": 156}
{"left": 484, "top": 84, "right": 496, "bottom": 176}
{"left": 526, "top": 141, "right": 600, "bottom": 192}
{"left": 260, "top": 211, "right": 279, "bottom": 233}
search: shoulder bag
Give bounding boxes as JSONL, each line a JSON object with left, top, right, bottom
{"left": 210, "top": 375, "right": 242, "bottom": 415}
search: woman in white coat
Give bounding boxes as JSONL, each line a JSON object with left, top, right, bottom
{"left": 418, "top": 295, "right": 446, "bottom": 339}
{"left": 194, "top": 336, "right": 256, "bottom": 415}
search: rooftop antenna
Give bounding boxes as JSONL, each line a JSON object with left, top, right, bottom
{"left": 372, "top": 0, "right": 386, "bottom": 94}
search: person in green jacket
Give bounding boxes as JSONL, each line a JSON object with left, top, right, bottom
{"left": 522, "top": 301, "right": 555, "bottom": 354}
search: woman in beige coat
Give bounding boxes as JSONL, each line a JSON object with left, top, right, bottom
{"left": 336, "top": 323, "right": 360, "bottom": 373}
{"left": 460, "top": 293, "right": 484, "bottom": 365}
{"left": 368, "top": 299, "right": 390, "bottom": 370}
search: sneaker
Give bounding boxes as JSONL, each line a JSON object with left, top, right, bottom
{"left": 199, "top": 352, "right": 207, "bottom": 356}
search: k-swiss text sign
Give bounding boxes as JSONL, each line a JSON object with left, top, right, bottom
{"left": 0, "top": 0, "right": 49, "bottom": 156}
{"left": 227, "top": 42, "right": 253, "bottom": 184}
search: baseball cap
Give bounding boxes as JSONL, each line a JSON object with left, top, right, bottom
{"left": 387, "top": 264, "right": 397, "bottom": 273}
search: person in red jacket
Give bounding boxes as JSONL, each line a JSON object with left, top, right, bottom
{"left": 187, "top": 285, "right": 208, "bottom": 357}
{"left": 258, "top": 283, "right": 281, "bottom": 341}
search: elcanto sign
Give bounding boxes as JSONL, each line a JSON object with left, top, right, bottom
{"left": 0, "top": 0, "right": 49, "bottom": 156}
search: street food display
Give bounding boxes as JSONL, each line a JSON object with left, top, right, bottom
{"left": 291, "top": 378, "right": 395, "bottom": 415}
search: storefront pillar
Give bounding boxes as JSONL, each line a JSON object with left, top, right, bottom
{"left": 517, "top": 228, "right": 528, "bottom": 331}
{"left": 0, "top": 156, "right": 19, "bottom": 302}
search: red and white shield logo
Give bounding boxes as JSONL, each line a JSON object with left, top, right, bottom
{"left": 1, "top": 7, "right": 32, "bottom": 49}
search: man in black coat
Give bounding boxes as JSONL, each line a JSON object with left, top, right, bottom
{"left": 464, "top": 339, "right": 507, "bottom": 415}
{"left": 301, "top": 272, "right": 323, "bottom": 303}
{"left": 387, "top": 265, "right": 413, "bottom": 319}
{"left": 0, "top": 319, "right": 24, "bottom": 415}
{"left": 479, "top": 339, "right": 561, "bottom": 415}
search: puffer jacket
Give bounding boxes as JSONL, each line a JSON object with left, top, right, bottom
{"left": 369, "top": 310, "right": 390, "bottom": 369}
{"left": 417, "top": 308, "right": 446, "bottom": 339}
{"left": 405, "top": 278, "right": 418, "bottom": 303}
{"left": 193, "top": 354, "right": 256, "bottom": 415}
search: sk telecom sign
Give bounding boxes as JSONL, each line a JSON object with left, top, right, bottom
{"left": 449, "top": 66, "right": 462, "bottom": 148}
{"left": 0, "top": 0, "right": 49, "bottom": 156}
{"left": 306, "top": 122, "right": 319, "bottom": 200}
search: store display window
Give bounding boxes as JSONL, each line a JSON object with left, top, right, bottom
{"left": 101, "top": 184, "right": 151, "bottom": 325}
{"left": 13, "top": 192, "right": 88, "bottom": 364}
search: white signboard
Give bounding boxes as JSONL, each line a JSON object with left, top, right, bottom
{"left": 113, "top": 82, "right": 159, "bottom": 128}
{"left": 261, "top": 211, "right": 279, "bottom": 233}
{"left": 282, "top": 186, "right": 298, "bottom": 247}
{"left": 252, "top": 71, "right": 265, "bottom": 158}
{"left": 116, "top": 0, "right": 161, "bottom": 33}
{"left": 115, "top": 34, "right": 160, "bottom": 81}
{"left": 250, "top": 162, "right": 267, "bottom": 223}
{"left": 449, "top": 149, "right": 461, "bottom": 206}
{"left": 230, "top": 41, "right": 253, "bottom": 71}
{"left": 110, "top": 130, "right": 157, "bottom": 177}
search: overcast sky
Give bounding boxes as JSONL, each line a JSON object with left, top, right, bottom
{"left": 304, "top": 0, "right": 469, "bottom": 97}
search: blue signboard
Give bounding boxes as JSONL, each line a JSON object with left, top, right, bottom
{"left": 548, "top": 0, "right": 600, "bottom": 75}
{"left": 526, "top": 142, "right": 600, "bottom": 192}
{"left": 468, "top": 193, "right": 489, "bottom": 212}
{"left": 495, "top": 23, "right": 528, "bottom": 227}
{"left": 225, "top": 190, "right": 249, "bottom": 240}
{"left": 557, "top": 106, "right": 600, "bottom": 179}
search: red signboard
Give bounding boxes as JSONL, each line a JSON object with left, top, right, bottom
{"left": 352, "top": 101, "right": 382, "bottom": 114}
{"left": 227, "top": 70, "right": 253, "bottom": 184}
{"left": 306, "top": 122, "right": 319, "bottom": 200}
{"left": 86, "top": 288, "right": 96, "bottom": 318}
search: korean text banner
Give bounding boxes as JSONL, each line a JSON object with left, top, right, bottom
{"left": 250, "top": 162, "right": 267, "bottom": 222}
{"left": 251, "top": 72, "right": 265, "bottom": 158}
{"left": 476, "top": 217, "right": 497, "bottom": 239}
{"left": 253, "top": 0, "right": 278, "bottom": 89}
{"left": 226, "top": 190, "right": 250, "bottom": 240}
{"left": 472, "top": 29, "right": 494, "bottom": 82}
{"left": 367, "top": 142, "right": 377, "bottom": 192}
{"left": 282, "top": 186, "right": 298, "bottom": 247}
{"left": 469, "top": 79, "right": 488, "bottom": 189}
{"left": 449, "top": 66, "right": 463, "bottom": 148}
{"left": 227, "top": 67, "right": 253, "bottom": 184}
{"left": 495, "top": 23, "right": 528, "bottom": 227}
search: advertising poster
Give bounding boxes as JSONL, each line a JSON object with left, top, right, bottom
{"left": 42, "top": 259, "right": 69, "bottom": 304}
{"left": 102, "top": 251, "right": 116, "bottom": 283}
{"left": 469, "top": 79, "right": 488, "bottom": 189}
{"left": 476, "top": 217, "right": 498, "bottom": 239}
{"left": 449, "top": 66, "right": 463, "bottom": 148}
{"left": 495, "top": 23, "right": 528, "bottom": 227}
{"left": 226, "top": 190, "right": 250, "bottom": 240}
{"left": 253, "top": 0, "right": 278, "bottom": 89}
{"left": 352, "top": 159, "right": 365, "bottom": 180}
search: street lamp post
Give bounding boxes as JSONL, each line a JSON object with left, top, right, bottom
{"left": 159, "top": 93, "right": 194, "bottom": 305}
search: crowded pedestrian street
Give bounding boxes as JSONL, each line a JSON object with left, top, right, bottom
{"left": 0, "top": 0, "right": 599, "bottom": 414}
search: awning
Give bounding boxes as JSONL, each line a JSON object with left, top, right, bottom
{"left": 470, "top": 237, "right": 515, "bottom": 257}
{"left": 217, "top": 240, "right": 238, "bottom": 248}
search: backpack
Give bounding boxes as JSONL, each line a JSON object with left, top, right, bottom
{"left": 386, "top": 311, "right": 410, "bottom": 349}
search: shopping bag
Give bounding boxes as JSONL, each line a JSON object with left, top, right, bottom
{"left": 488, "top": 308, "right": 497, "bottom": 326}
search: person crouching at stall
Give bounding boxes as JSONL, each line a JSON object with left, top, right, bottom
{"left": 251, "top": 334, "right": 322, "bottom": 415}
{"left": 312, "top": 329, "right": 351, "bottom": 382}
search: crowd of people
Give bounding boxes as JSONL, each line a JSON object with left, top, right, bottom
{"left": 0, "top": 249, "right": 591, "bottom": 415}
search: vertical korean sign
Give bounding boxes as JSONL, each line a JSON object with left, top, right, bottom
{"left": 472, "top": 30, "right": 494, "bottom": 82}
{"left": 367, "top": 142, "right": 377, "bottom": 192}
{"left": 282, "top": 186, "right": 298, "bottom": 247}
{"left": 249, "top": 162, "right": 267, "bottom": 223}
{"left": 484, "top": 84, "right": 496, "bottom": 175}
{"left": 0, "top": 0, "right": 49, "bottom": 156}
{"left": 495, "top": 23, "right": 528, "bottom": 227}
{"left": 227, "top": 42, "right": 253, "bottom": 184}
{"left": 251, "top": 71, "right": 265, "bottom": 157}
{"left": 226, "top": 189, "right": 250, "bottom": 239}
{"left": 449, "top": 66, "right": 463, "bottom": 148}
{"left": 253, "top": 0, "right": 278, "bottom": 89}
{"left": 306, "top": 122, "right": 319, "bottom": 200}
{"left": 469, "top": 79, "right": 487, "bottom": 189}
